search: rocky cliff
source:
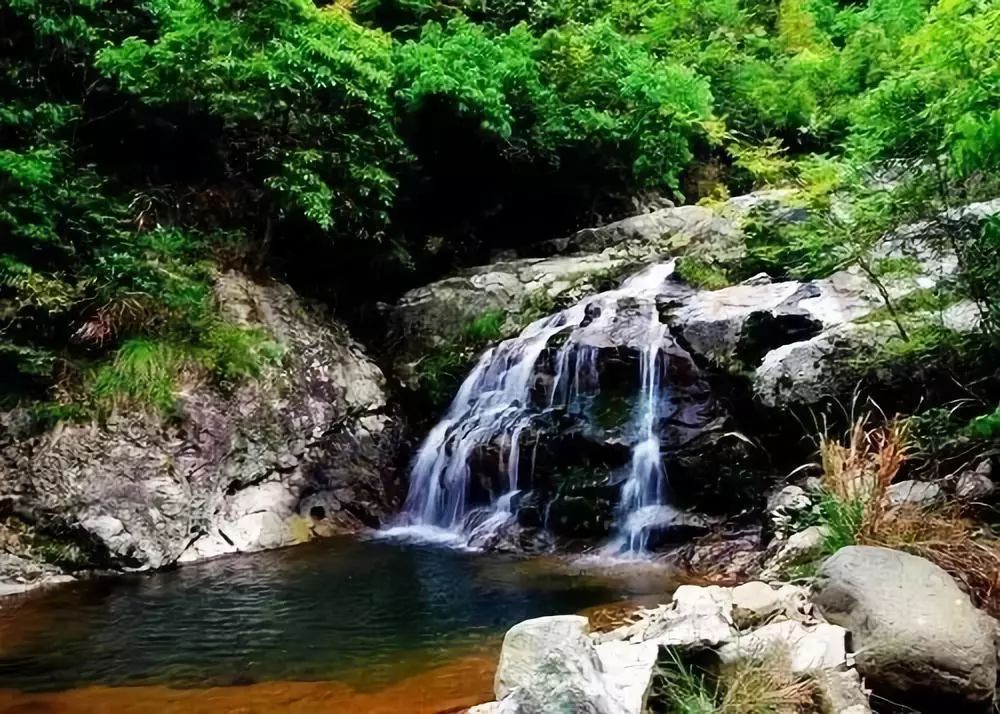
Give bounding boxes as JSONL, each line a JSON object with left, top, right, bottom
{"left": 0, "top": 272, "right": 402, "bottom": 585}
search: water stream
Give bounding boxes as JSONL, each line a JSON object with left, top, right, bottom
{"left": 385, "top": 263, "right": 678, "bottom": 553}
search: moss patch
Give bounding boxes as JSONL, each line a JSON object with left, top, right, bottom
{"left": 675, "top": 256, "right": 732, "bottom": 290}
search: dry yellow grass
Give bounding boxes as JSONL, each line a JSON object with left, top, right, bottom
{"left": 718, "top": 654, "right": 817, "bottom": 713}
{"left": 818, "top": 416, "right": 1000, "bottom": 617}
{"left": 818, "top": 418, "right": 908, "bottom": 538}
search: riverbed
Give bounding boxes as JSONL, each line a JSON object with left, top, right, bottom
{"left": 0, "top": 536, "right": 675, "bottom": 713}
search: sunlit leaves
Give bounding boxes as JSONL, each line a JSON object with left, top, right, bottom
{"left": 98, "top": 0, "right": 402, "bottom": 236}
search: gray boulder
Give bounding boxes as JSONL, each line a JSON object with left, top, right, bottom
{"left": 886, "top": 480, "right": 942, "bottom": 508}
{"left": 753, "top": 321, "right": 894, "bottom": 407}
{"left": 668, "top": 281, "right": 827, "bottom": 368}
{"left": 494, "top": 615, "right": 630, "bottom": 714}
{"left": 812, "top": 545, "right": 997, "bottom": 708}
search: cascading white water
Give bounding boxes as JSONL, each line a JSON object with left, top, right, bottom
{"left": 383, "top": 262, "right": 677, "bottom": 553}
{"left": 615, "top": 324, "right": 669, "bottom": 552}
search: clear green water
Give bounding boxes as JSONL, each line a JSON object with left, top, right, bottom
{"left": 0, "top": 537, "right": 671, "bottom": 693}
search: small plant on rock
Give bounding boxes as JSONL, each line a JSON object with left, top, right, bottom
{"left": 414, "top": 308, "right": 509, "bottom": 409}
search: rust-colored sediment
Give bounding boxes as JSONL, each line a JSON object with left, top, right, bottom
{"left": 0, "top": 652, "right": 495, "bottom": 714}
{"left": 578, "top": 597, "right": 661, "bottom": 633}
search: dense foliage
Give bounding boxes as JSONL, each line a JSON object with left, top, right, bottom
{"left": 1, "top": 0, "right": 998, "bottom": 413}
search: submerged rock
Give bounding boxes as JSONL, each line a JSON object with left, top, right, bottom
{"left": 812, "top": 545, "right": 997, "bottom": 708}
{"left": 0, "top": 273, "right": 402, "bottom": 572}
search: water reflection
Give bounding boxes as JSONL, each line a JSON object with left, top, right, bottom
{"left": 0, "top": 537, "right": 674, "bottom": 694}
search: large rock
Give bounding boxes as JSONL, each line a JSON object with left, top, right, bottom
{"left": 754, "top": 300, "right": 982, "bottom": 408}
{"left": 494, "top": 615, "right": 630, "bottom": 714}
{"left": 812, "top": 546, "right": 997, "bottom": 708}
{"left": 387, "top": 192, "right": 782, "bottom": 374}
{"left": 749, "top": 197, "right": 1000, "bottom": 407}
{"left": 753, "top": 321, "right": 893, "bottom": 407}
{"left": 0, "top": 273, "right": 402, "bottom": 571}
{"left": 494, "top": 615, "right": 597, "bottom": 700}
{"left": 668, "top": 281, "right": 828, "bottom": 368}
{"left": 609, "top": 585, "right": 735, "bottom": 647}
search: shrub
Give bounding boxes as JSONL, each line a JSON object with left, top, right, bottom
{"left": 201, "top": 324, "right": 283, "bottom": 388}
{"left": 97, "top": 0, "right": 402, "bottom": 239}
{"left": 967, "top": 407, "right": 1000, "bottom": 441}
{"left": 464, "top": 309, "right": 507, "bottom": 343}
{"left": 394, "top": 16, "right": 714, "bottom": 207}
{"left": 414, "top": 309, "right": 510, "bottom": 409}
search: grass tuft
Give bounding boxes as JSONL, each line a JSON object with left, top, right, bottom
{"left": 652, "top": 647, "right": 817, "bottom": 713}
{"left": 87, "top": 338, "right": 190, "bottom": 414}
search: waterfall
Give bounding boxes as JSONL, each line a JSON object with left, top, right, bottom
{"left": 615, "top": 324, "right": 669, "bottom": 552}
{"left": 383, "top": 262, "right": 677, "bottom": 553}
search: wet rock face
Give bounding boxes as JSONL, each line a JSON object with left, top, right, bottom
{"left": 0, "top": 273, "right": 403, "bottom": 571}
{"left": 459, "top": 327, "right": 754, "bottom": 539}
